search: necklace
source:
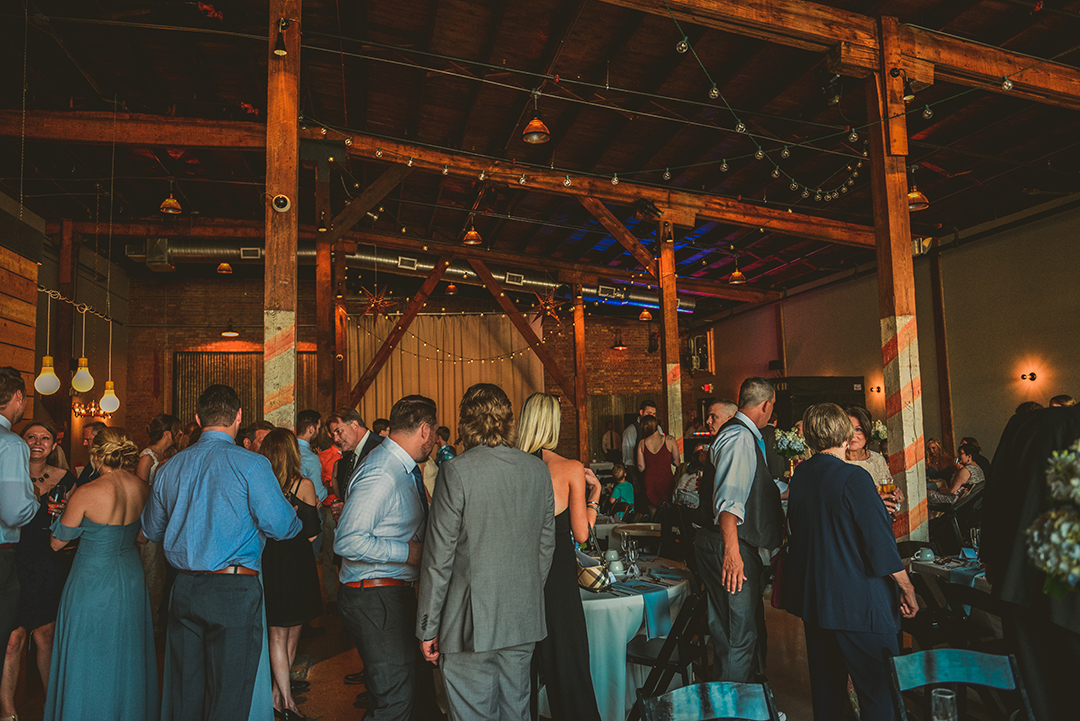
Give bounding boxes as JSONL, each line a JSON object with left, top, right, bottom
{"left": 30, "top": 470, "right": 50, "bottom": 484}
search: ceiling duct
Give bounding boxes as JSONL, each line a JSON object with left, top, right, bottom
{"left": 125, "top": 239, "right": 695, "bottom": 313}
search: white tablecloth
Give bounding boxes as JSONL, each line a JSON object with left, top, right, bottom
{"left": 909, "top": 558, "right": 991, "bottom": 593}
{"left": 538, "top": 562, "right": 691, "bottom": 721}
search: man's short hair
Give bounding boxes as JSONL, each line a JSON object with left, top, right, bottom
{"left": 1050, "top": 394, "right": 1077, "bottom": 407}
{"left": 709, "top": 399, "right": 738, "bottom": 417}
{"left": 1016, "top": 401, "right": 1043, "bottom": 415}
{"left": 372, "top": 418, "right": 391, "bottom": 435}
{"left": 237, "top": 420, "right": 275, "bottom": 446}
{"left": 458, "top": 383, "right": 514, "bottom": 449}
{"left": 437, "top": 426, "right": 451, "bottom": 442}
{"left": 389, "top": 396, "right": 437, "bottom": 435}
{"left": 84, "top": 420, "right": 108, "bottom": 436}
{"left": 296, "top": 410, "right": 321, "bottom": 436}
{"left": 197, "top": 384, "right": 242, "bottom": 429}
{"left": 738, "top": 377, "right": 776, "bottom": 410}
{"left": 611, "top": 463, "right": 626, "bottom": 480}
{"left": 326, "top": 408, "right": 366, "bottom": 428}
{"left": 639, "top": 399, "right": 657, "bottom": 413}
{"left": 0, "top": 366, "right": 25, "bottom": 408}
{"left": 802, "top": 403, "right": 855, "bottom": 453}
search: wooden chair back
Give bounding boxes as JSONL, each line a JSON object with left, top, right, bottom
{"left": 640, "top": 681, "right": 782, "bottom": 721}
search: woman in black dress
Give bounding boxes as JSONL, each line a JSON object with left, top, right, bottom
{"left": 259, "top": 429, "right": 322, "bottom": 721}
{"left": 517, "top": 393, "right": 602, "bottom": 721}
{"left": 0, "top": 422, "right": 77, "bottom": 720}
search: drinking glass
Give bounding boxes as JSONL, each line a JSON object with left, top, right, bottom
{"left": 931, "top": 688, "right": 958, "bottom": 721}
{"left": 970, "top": 527, "right": 981, "bottom": 558}
{"left": 627, "top": 540, "right": 640, "bottom": 576}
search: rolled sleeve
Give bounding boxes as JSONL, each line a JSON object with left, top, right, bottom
{"left": 0, "top": 439, "right": 37, "bottom": 535}
{"left": 710, "top": 427, "right": 757, "bottom": 525}
{"left": 140, "top": 480, "right": 169, "bottom": 543}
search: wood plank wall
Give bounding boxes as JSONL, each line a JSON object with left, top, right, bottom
{"left": 0, "top": 245, "right": 38, "bottom": 417}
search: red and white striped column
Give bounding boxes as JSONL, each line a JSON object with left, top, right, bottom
{"left": 881, "top": 315, "right": 927, "bottom": 540}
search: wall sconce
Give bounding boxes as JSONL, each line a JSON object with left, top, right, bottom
{"left": 274, "top": 18, "right": 289, "bottom": 57}
{"left": 869, "top": 386, "right": 882, "bottom": 393}
{"left": 1022, "top": 372, "right": 1037, "bottom": 381}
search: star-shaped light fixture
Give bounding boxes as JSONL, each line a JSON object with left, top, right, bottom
{"left": 530, "top": 288, "right": 567, "bottom": 325}
{"left": 358, "top": 286, "right": 397, "bottom": 319}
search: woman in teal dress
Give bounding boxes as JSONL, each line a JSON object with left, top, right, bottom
{"left": 44, "top": 427, "right": 157, "bottom": 721}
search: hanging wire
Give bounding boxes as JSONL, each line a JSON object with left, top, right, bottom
{"left": 18, "top": 4, "right": 28, "bottom": 222}
{"left": 36, "top": 287, "right": 114, "bottom": 322}
{"left": 106, "top": 94, "right": 117, "bottom": 382}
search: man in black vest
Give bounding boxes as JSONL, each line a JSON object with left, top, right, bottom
{"left": 694, "top": 378, "right": 785, "bottom": 684}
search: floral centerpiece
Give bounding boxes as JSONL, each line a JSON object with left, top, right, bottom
{"left": 1026, "top": 439, "right": 1080, "bottom": 598}
{"left": 775, "top": 428, "right": 807, "bottom": 479}
{"left": 870, "top": 420, "right": 888, "bottom": 442}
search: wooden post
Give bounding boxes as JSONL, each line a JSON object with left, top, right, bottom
{"left": 657, "top": 220, "right": 684, "bottom": 453}
{"left": 573, "top": 284, "right": 589, "bottom": 464}
{"left": 263, "top": 0, "right": 301, "bottom": 427}
{"left": 333, "top": 241, "right": 349, "bottom": 408}
{"left": 315, "top": 171, "right": 334, "bottom": 411}
{"left": 349, "top": 258, "right": 451, "bottom": 407}
{"left": 867, "top": 17, "right": 927, "bottom": 541}
{"left": 930, "top": 248, "right": 955, "bottom": 454}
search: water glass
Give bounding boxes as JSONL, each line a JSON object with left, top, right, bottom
{"left": 970, "top": 527, "right": 981, "bottom": 557}
{"left": 931, "top": 688, "right": 958, "bottom": 721}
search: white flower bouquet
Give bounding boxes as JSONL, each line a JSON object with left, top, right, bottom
{"left": 871, "top": 420, "right": 888, "bottom": 442}
{"left": 775, "top": 428, "right": 807, "bottom": 459}
{"left": 1027, "top": 439, "right": 1080, "bottom": 598}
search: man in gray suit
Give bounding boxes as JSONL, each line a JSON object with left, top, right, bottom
{"left": 416, "top": 383, "right": 555, "bottom": 721}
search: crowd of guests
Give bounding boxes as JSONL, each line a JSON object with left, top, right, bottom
{"left": 2, "top": 357, "right": 1076, "bottom": 721}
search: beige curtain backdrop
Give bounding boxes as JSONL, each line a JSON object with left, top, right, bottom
{"left": 347, "top": 314, "right": 545, "bottom": 443}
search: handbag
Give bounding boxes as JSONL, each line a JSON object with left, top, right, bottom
{"left": 576, "top": 525, "right": 612, "bottom": 593}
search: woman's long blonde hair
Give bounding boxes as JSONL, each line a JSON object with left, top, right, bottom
{"left": 516, "top": 393, "right": 561, "bottom": 455}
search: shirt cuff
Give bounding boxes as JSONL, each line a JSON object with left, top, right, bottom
{"left": 715, "top": 499, "right": 745, "bottom": 525}
{"left": 388, "top": 540, "right": 410, "bottom": 564}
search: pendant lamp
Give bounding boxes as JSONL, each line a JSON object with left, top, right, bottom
{"left": 71, "top": 310, "right": 94, "bottom": 393}
{"left": 463, "top": 225, "right": 482, "bottom": 245}
{"left": 638, "top": 308, "right": 653, "bottom": 322}
{"left": 160, "top": 178, "right": 181, "bottom": 214}
{"left": 98, "top": 321, "right": 120, "bottom": 413}
{"left": 34, "top": 294, "right": 61, "bottom": 395}
{"left": 728, "top": 253, "right": 747, "bottom": 285}
{"left": 907, "top": 165, "right": 930, "bottom": 212}
{"left": 522, "top": 91, "right": 550, "bottom": 144}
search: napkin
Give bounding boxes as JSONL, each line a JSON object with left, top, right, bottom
{"left": 613, "top": 580, "right": 673, "bottom": 639}
{"left": 947, "top": 564, "right": 987, "bottom": 615}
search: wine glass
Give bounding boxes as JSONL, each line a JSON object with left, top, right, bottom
{"left": 627, "top": 539, "right": 640, "bottom": 577}
{"left": 970, "top": 527, "right": 981, "bottom": 559}
{"left": 931, "top": 688, "right": 957, "bottom": 721}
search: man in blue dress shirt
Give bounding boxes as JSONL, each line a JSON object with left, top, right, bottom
{"left": 0, "top": 368, "right": 38, "bottom": 653}
{"left": 335, "top": 395, "right": 439, "bottom": 721}
{"left": 296, "top": 410, "right": 327, "bottom": 557}
{"left": 142, "top": 384, "right": 301, "bottom": 721}
{"left": 695, "top": 378, "right": 785, "bottom": 686}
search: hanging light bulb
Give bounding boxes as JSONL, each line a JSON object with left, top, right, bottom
{"left": 638, "top": 308, "right": 653, "bottom": 322}
{"left": 318, "top": 211, "right": 328, "bottom": 233}
{"left": 720, "top": 160, "right": 729, "bottom": 172}
{"left": 1001, "top": 76, "right": 1013, "bottom": 92}
{"left": 160, "top": 178, "right": 181, "bottom": 214}
{"left": 563, "top": 175, "right": 572, "bottom": 187}
{"left": 611, "top": 174, "right": 619, "bottom": 186}
{"left": 754, "top": 149, "right": 765, "bottom": 160}
{"left": 922, "top": 105, "right": 933, "bottom": 120}
{"left": 221, "top": 321, "right": 240, "bottom": 338}
{"left": 71, "top": 358, "right": 94, "bottom": 393}
{"left": 781, "top": 146, "right": 791, "bottom": 159}
{"left": 611, "top": 330, "right": 628, "bottom": 351}
{"left": 771, "top": 168, "right": 781, "bottom": 178}
{"left": 735, "top": 122, "right": 746, "bottom": 134}
{"left": 99, "top": 381, "right": 120, "bottom": 414}
{"left": 801, "top": 188, "right": 810, "bottom": 198}
{"left": 34, "top": 356, "right": 61, "bottom": 395}
{"left": 675, "top": 37, "right": 689, "bottom": 54}
{"left": 522, "top": 91, "right": 551, "bottom": 144}
{"left": 789, "top": 181, "right": 799, "bottom": 191}
{"left": 463, "top": 225, "right": 483, "bottom": 245}
{"left": 708, "top": 84, "right": 719, "bottom": 100}
{"left": 662, "top": 168, "right": 671, "bottom": 181}
{"left": 34, "top": 294, "right": 60, "bottom": 395}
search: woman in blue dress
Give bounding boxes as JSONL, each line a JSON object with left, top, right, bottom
{"left": 44, "top": 427, "right": 157, "bottom": 721}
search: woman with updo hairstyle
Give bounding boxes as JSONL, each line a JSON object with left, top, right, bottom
{"left": 44, "top": 427, "right": 158, "bottom": 721}
{"left": 0, "top": 423, "right": 78, "bottom": 721}
{"left": 784, "top": 404, "right": 917, "bottom": 721}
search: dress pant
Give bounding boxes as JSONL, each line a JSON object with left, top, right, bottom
{"left": 694, "top": 528, "right": 766, "bottom": 682}
{"left": 166, "top": 572, "right": 263, "bottom": 721}
{"left": 802, "top": 623, "right": 898, "bottom": 721}
{"left": 318, "top": 506, "right": 338, "bottom": 603}
{"left": 0, "top": 549, "right": 18, "bottom": 650}
{"left": 440, "top": 643, "right": 534, "bottom": 721}
{"left": 339, "top": 584, "right": 438, "bottom": 721}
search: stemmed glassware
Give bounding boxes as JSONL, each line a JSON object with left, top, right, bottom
{"left": 970, "top": 527, "right": 981, "bottom": 559}
{"left": 626, "top": 539, "right": 640, "bottom": 577}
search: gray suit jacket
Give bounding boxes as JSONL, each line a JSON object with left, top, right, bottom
{"left": 416, "top": 444, "right": 555, "bottom": 654}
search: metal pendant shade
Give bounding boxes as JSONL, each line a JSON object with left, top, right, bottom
{"left": 908, "top": 185, "right": 930, "bottom": 212}
{"left": 160, "top": 193, "right": 182, "bottom": 214}
{"left": 463, "top": 226, "right": 482, "bottom": 245}
{"left": 522, "top": 116, "right": 550, "bottom": 144}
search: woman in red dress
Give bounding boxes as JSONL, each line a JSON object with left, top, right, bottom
{"left": 636, "top": 415, "right": 681, "bottom": 515}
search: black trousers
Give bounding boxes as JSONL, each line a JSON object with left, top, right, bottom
{"left": 1005, "top": 606, "right": 1080, "bottom": 721}
{"left": 803, "top": 624, "right": 898, "bottom": 721}
{"left": 166, "top": 572, "right": 264, "bottom": 721}
{"left": 0, "top": 549, "right": 18, "bottom": 650}
{"left": 339, "top": 584, "right": 440, "bottom": 721}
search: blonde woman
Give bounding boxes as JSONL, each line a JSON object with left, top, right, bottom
{"left": 45, "top": 427, "right": 157, "bottom": 721}
{"left": 517, "top": 392, "right": 602, "bottom": 721}
{"left": 258, "top": 429, "right": 321, "bottom": 721}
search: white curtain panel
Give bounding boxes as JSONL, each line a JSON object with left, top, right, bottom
{"left": 346, "top": 313, "right": 545, "bottom": 443}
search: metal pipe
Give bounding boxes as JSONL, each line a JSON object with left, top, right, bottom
{"left": 129, "top": 239, "right": 695, "bottom": 312}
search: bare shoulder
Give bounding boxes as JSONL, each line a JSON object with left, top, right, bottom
{"left": 545, "top": 451, "right": 584, "bottom": 479}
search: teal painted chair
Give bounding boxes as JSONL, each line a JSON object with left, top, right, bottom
{"left": 888, "top": 649, "right": 1034, "bottom": 720}
{"left": 640, "top": 681, "right": 782, "bottom": 721}
{"left": 628, "top": 592, "right": 709, "bottom": 721}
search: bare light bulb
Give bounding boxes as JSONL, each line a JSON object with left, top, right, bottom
{"left": 71, "top": 357, "right": 95, "bottom": 393}
{"left": 34, "top": 356, "right": 61, "bottom": 395}
{"left": 99, "top": 381, "right": 120, "bottom": 413}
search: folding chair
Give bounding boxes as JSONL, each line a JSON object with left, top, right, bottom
{"left": 888, "top": 648, "right": 1035, "bottom": 721}
{"left": 640, "top": 681, "right": 782, "bottom": 721}
{"left": 627, "top": 592, "right": 709, "bottom": 721}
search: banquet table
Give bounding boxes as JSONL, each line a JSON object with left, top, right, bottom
{"left": 609, "top": 522, "right": 662, "bottom": 546}
{"left": 909, "top": 557, "right": 1001, "bottom": 635}
{"left": 537, "top": 559, "right": 692, "bottom": 721}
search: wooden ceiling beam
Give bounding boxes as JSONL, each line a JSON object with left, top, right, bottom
{"left": 1, "top": 110, "right": 874, "bottom": 247}
{"left": 600, "top": 0, "right": 1080, "bottom": 111}
{"left": 327, "top": 164, "right": 411, "bottom": 243}
{"left": 577, "top": 196, "right": 658, "bottom": 277}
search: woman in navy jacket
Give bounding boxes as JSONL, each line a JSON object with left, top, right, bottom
{"left": 785, "top": 403, "right": 918, "bottom": 721}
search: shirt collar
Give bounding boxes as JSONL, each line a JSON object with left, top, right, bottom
{"left": 734, "top": 412, "right": 764, "bottom": 442}
{"left": 354, "top": 428, "right": 370, "bottom": 452}
{"left": 199, "top": 429, "right": 236, "bottom": 444}
{"left": 297, "top": 438, "right": 311, "bottom": 450}
{"left": 0, "top": 416, "right": 10, "bottom": 431}
{"left": 381, "top": 437, "right": 419, "bottom": 475}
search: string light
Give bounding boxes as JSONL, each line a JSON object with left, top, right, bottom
{"left": 1002, "top": 76, "right": 1013, "bottom": 91}
{"left": 922, "top": 105, "right": 933, "bottom": 119}
{"left": 662, "top": 168, "right": 671, "bottom": 181}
